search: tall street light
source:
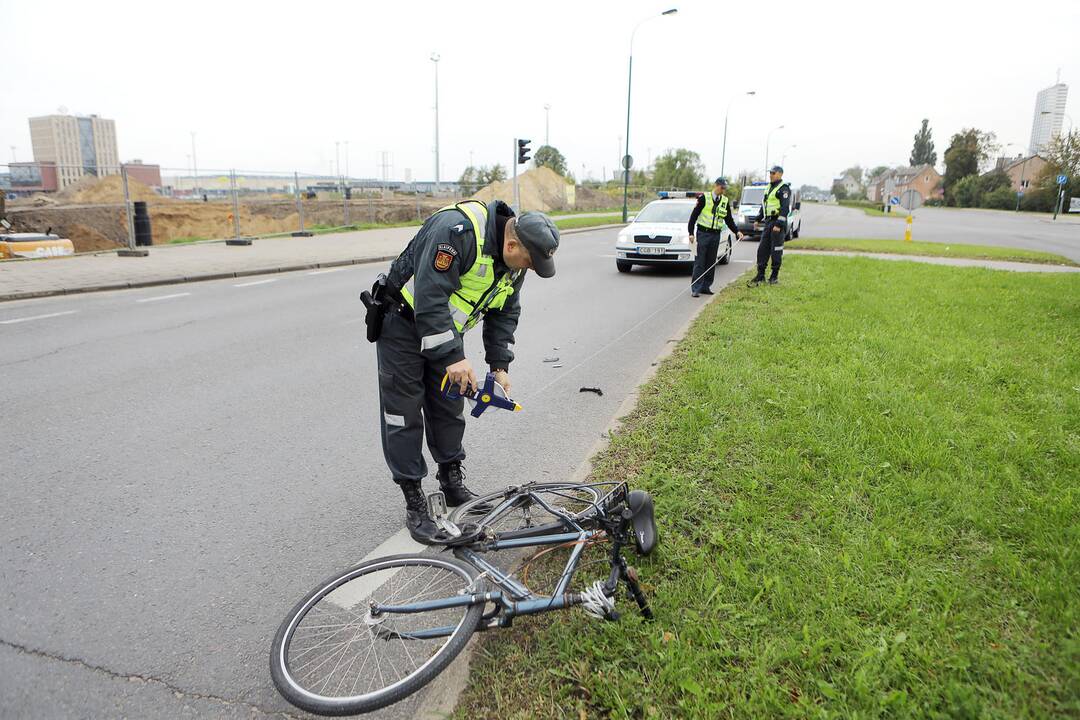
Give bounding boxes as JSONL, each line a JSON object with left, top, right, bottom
{"left": 544, "top": 104, "right": 551, "bottom": 146}
{"left": 622, "top": 7, "right": 678, "bottom": 222}
{"left": 1004, "top": 142, "right": 1028, "bottom": 212}
{"left": 721, "top": 90, "right": 755, "bottom": 177}
{"left": 764, "top": 124, "right": 784, "bottom": 176}
{"left": 431, "top": 53, "right": 441, "bottom": 193}
{"left": 190, "top": 131, "right": 198, "bottom": 197}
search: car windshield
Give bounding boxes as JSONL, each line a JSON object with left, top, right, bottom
{"left": 634, "top": 202, "right": 693, "bottom": 223}
{"left": 740, "top": 187, "right": 765, "bottom": 205}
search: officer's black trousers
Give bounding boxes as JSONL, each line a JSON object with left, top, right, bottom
{"left": 755, "top": 220, "right": 785, "bottom": 279}
{"left": 691, "top": 229, "right": 723, "bottom": 293}
{"left": 375, "top": 311, "right": 466, "bottom": 484}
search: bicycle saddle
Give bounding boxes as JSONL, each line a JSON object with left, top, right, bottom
{"left": 627, "top": 490, "right": 657, "bottom": 556}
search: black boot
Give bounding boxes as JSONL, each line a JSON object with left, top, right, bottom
{"left": 746, "top": 275, "right": 765, "bottom": 288}
{"left": 437, "top": 461, "right": 484, "bottom": 508}
{"left": 399, "top": 480, "right": 444, "bottom": 545}
{"left": 767, "top": 276, "right": 779, "bottom": 285}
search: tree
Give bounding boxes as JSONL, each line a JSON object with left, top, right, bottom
{"left": 943, "top": 128, "right": 999, "bottom": 204}
{"left": 840, "top": 165, "right": 865, "bottom": 187}
{"left": 652, "top": 148, "right": 705, "bottom": 189}
{"left": 830, "top": 180, "right": 850, "bottom": 201}
{"left": 910, "top": 119, "right": 937, "bottom": 167}
{"left": 1041, "top": 130, "right": 1080, "bottom": 209}
{"left": 866, "top": 166, "right": 890, "bottom": 183}
{"left": 477, "top": 165, "right": 506, "bottom": 185}
{"left": 458, "top": 166, "right": 480, "bottom": 186}
{"left": 533, "top": 145, "right": 567, "bottom": 176}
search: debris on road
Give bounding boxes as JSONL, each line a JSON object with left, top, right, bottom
{"left": 543, "top": 356, "right": 560, "bottom": 363}
{"left": 579, "top": 387, "right": 603, "bottom": 396}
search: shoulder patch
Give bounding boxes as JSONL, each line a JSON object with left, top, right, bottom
{"left": 433, "top": 242, "right": 458, "bottom": 272}
{"left": 451, "top": 223, "right": 466, "bottom": 234}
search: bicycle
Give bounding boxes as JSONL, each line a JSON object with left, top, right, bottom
{"left": 269, "top": 480, "right": 658, "bottom": 715}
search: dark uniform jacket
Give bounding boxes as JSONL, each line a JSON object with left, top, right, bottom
{"left": 754, "top": 181, "right": 792, "bottom": 225}
{"left": 687, "top": 193, "right": 739, "bottom": 235}
{"left": 387, "top": 201, "right": 523, "bottom": 371}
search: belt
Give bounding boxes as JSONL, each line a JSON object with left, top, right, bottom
{"left": 696, "top": 224, "right": 722, "bottom": 233}
{"left": 385, "top": 291, "right": 415, "bottom": 322}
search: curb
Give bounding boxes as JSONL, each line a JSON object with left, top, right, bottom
{"left": 0, "top": 223, "right": 623, "bottom": 304}
{"left": 410, "top": 264, "right": 746, "bottom": 720}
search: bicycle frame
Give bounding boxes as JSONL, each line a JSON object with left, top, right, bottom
{"left": 368, "top": 483, "right": 635, "bottom": 639}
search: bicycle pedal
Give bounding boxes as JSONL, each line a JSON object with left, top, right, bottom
{"left": 427, "top": 491, "right": 462, "bottom": 538}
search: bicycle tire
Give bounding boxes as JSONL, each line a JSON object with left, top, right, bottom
{"left": 270, "top": 553, "right": 483, "bottom": 716}
{"left": 448, "top": 482, "right": 614, "bottom": 534}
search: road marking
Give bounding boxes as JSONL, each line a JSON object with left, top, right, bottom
{"left": 136, "top": 292, "right": 191, "bottom": 303}
{"left": 0, "top": 310, "right": 79, "bottom": 325}
{"left": 308, "top": 267, "right": 348, "bottom": 276}
{"left": 326, "top": 529, "right": 425, "bottom": 610}
{"left": 234, "top": 278, "right": 277, "bottom": 287}
{"left": 733, "top": 260, "right": 753, "bottom": 263}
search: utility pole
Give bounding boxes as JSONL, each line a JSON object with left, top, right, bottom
{"left": 345, "top": 140, "right": 349, "bottom": 180}
{"left": 335, "top": 141, "right": 340, "bottom": 178}
{"left": 190, "top": 131, "right": 198, "bottom": 198}
{"left": 544, "top": 104, "right": 551, "bottom": 146}
{"left": 431, "top": 53, "right": 441, "bottom": 193}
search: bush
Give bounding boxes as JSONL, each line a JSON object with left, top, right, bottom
{"left": 981, "top": 186, "right": 1016, "bottom": 210}
{"left": 951, "top": 175, "right": 982, "bottom": 207}
{"left": 1021, "top": 187, "right": 1058, "bottom": 213}
{"left": 924, "top": 197, "right": 944, "bottom": 207}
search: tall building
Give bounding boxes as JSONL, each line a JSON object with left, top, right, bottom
{"left": 1028, "top": 83, "right": 1068, "bottom": 156}
{"left": 28, "top": 113, "right": 119, "bottom": 189}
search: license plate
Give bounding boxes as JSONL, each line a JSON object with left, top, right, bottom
{"left": 637, "top": 246, "right": 665, "bottom": 255}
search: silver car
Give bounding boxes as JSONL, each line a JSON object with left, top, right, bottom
{"left": 616, "top": 197, "right": 725, "bottom": 274}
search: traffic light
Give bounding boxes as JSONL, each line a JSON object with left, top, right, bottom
{"left": 517, "top": 139, "right": 531, "bottom": 165}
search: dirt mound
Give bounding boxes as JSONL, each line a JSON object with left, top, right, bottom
{"left": 56, "top": 174, "right": 160, "bottom": 204}
{"left": 471, "top": 166, "right": 574, "bottom": 212}
{"left": 67, "top": 223, "right": 123, "bottom": 252}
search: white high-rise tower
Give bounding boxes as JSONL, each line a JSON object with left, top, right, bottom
{"left": 1028, "top": 82, "right": 1068, "bottom": 156}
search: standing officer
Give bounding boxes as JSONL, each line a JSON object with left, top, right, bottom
{"left": 687, "top": 177, "right": 743, "bottom": 297}
{"left": 749, "top": 165, "right": 791, "bottom": 286}
{"left": 369, "top": 199, "right": 559, "bottom": 544}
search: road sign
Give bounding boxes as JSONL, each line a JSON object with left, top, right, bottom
{"left": 1070, "top": 197, "right": 1080, "bottom": 213}
{"left": 622, "top": 155, "right": 634, "bottom": 170}
{"left": 889, "top": 196, "right": 899, "bottom": 205}
{"left": 1057, "top": 174, "right": 1068, "bottom": 185}
{"left": 899, "top": 189, "right": 923, "bottom": 211}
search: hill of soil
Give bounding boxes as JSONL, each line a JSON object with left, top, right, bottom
{"left": 471, "top": 166, "right": 574, "bottom": 212}
{"left": 56, "top": 174, "right": 160, "bottom": 204}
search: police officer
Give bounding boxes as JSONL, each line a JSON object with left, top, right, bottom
{"left": 374, "top": 199, "right": 559, "bottom": 544}
{"left": 687, "top": 177, "right": 743, "bottom": 297}
{"left": 749, "top": 165, "right": 791, "bottom": 286}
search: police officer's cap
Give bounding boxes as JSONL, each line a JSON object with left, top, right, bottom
{"left": 770, "top": 165, "right": 784, "bottom": 174}
{"left": 714, "top": 177, "right": 729, "bottom": 186}
{"left": 514, "top": 212, "right": 560, "bottom": 279}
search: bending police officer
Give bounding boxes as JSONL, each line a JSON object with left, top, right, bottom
{"left": 369, "top": 199, "right": 559, "bottom": 544}
{"left": 749, "top": 165, "right": 791, "bottom": 286}
{"left": 687, "top": 177, "right": 743, "bottom": 297}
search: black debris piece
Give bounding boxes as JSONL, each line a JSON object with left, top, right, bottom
{"left": 579, "top": 387, "right": 603, "bottom": 396}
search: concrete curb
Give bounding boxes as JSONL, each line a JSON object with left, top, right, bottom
{"left": 410, "top": 265, "right": 746, "bottom": 720}
{"left": 0, "top": 223, "right": 622, "bottom": 304}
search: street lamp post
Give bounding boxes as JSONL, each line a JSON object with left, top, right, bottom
{"left": 764, "top": 125, "right": 784, "bottom": 176}
{"left": 544, "top": 104, "right": 551, "bottom": 146}
{"left": 190, "top": 131, "right": 198, "bottom": 198}
{"left": 721, "top": 91, "right": 755, "bottom": 178}
{"left": 431, "top": 53, "right": 441, "bottom": 194}
{"left": 622, "top": 8, "right": 678, "bottom": 223}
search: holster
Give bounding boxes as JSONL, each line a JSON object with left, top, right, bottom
{"left": 360, "top": 274, "right": 390, "bottom": 343}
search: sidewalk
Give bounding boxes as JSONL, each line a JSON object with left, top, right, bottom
{"left": 0, "top": 227, "right": 418, "bottom": 302}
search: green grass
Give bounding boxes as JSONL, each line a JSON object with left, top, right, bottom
{"left": 838, "top": 199, "right": 907, "bottom": 219}
{"left": 553, "top": 214, "right": 625, "bottom": 230}
{"left": 456, "top": 257, "right": 1080, "bottom": 719}
{"left": 796, "top": 237, "right": 1079, "bottom": 266}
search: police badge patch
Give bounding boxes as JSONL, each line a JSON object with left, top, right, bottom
{"left": 433, "top": 243, "right": 458, "bottom": 272}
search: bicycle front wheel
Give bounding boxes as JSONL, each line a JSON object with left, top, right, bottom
{"left": 270, "top": 554, "right": 483, "bottom": 716}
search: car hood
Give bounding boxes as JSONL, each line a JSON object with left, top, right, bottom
{"left": 621, "top": 222, "right": 687, "bottom": 238}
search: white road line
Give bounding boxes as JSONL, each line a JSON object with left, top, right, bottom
{"left": 0, "top": 310, "right": 79, "bottom": 325}
{"left": 136, "top": 292, "right": 191, "bottom": 303}
{"left": 733, "top": 260, "right": 754, "bottom": 263}
{"left": 326, "top": 529, "right": 424, "bottom": 610}
{"left": 308, "top": 267, "right": 348, "bottom": 276}
{"left": 234, "top": 278, "right": 278, "bottom": 287}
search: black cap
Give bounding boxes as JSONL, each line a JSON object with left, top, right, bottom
{"left": 514, "top": 212, "right": 559, "bottom": 278}
{"left": 770, "top": 165, "right": 784, "bottom": 174}
{"left": 714, "top": 177, "right": 729, "bottom": 186}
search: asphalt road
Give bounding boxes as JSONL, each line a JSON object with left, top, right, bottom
{"left": 0, "top": 227, "right": 755, "bottom": 718}
{"left": 796, "top": 202, "right": 1080, "bottom": 261}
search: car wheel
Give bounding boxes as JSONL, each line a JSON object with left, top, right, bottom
{"left": 616, "top": 260, "right": 633, "bottom": 273}
{"left": 718, "top": 239, "right": 732, "bottom": 265}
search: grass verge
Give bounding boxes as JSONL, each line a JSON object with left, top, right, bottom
{"left": 456, "top": 257, "right": 1080, "bottom": 719}
{"left": 794, "top": 237, "right": 1079, "bottom": 266}
{"left": 554, "top": 214, "right": 625, "bottom": 230}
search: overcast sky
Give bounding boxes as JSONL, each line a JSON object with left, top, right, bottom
{"left": 2, "top": 0, "right": 1078, "bottom": 188}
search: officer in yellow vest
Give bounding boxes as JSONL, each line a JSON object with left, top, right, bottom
{"left": 749, "top": 165, "right": 791, "bottom": 286}
{"left": 687, "top": 177, "right": 743, "bottom": 296}
{"left": 373, "top": 199, "right": 559, "bottom": 543}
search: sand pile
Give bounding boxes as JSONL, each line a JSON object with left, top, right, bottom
{"left": 471, "top": 166, "right": 574, "bottom": 212}
{"left": 57, "top": 174, "right": 160, "bottom": 204}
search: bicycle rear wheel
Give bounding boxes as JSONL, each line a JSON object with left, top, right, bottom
{"left": 270, "top": 554, "right": 483, "bottom": 716}
{"left": 449, "top": 482, "right": 611, "bottom": 535}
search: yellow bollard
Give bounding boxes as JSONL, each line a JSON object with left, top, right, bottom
{"left": 904, "top": 214, "right": 913, "bottom": 242}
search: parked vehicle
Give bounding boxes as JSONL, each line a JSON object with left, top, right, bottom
{"left": 0, "top": 232, "right": 75, "bottom": 259}
{"left": 734, "top": 182, "right": 802, "bottom": 241}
